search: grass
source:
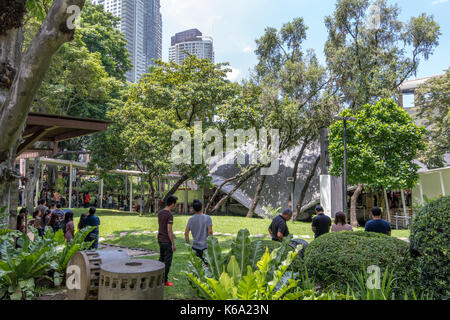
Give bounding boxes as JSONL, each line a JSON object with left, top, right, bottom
{"left": 65, "top": 208, "right": 410, "bottom": 300}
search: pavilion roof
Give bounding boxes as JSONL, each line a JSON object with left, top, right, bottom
{"left": 17, "top": 112, "right": 110, "bottom": 157}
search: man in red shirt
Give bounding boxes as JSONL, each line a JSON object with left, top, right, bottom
{"left": 158, "top": 195, "right": 178, "bottom": 287}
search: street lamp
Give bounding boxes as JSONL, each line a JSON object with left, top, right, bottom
{"left": 334, "top": 115, "right": 356, "bottom": 217}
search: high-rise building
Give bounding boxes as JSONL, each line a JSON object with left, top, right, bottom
{"left": 91, "top": 0, "right": 162, "bottom": 83}
{"left": 169, "top": 29, "right": 214, "bottom": 64}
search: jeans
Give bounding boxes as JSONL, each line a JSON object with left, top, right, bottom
{"left": 85, "top": 233, "right": 99, "bottom": 250}
{"left": 158, "top": 242, "right": 173, "bottom": 283}
{"left": 193, "top": 248, "right": 207, "bottom": 264}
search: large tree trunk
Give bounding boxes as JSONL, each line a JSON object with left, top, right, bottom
{"left": 209, "top": 168, "right": 258, "bottom": 215}
{"left": 295, "top": 155, "right": 321, "bottom": 221}
{"left": 205, "top": 165, "right": 260, "bottom": 213}
{"left": 350, "top": 184, "right": 363, "bottom": 227}
{"left": 0, "top": 0, "right": 87, "bottom": 229}
{"left": 161, "top": 174, "right": 188, "bottom": 209}
{"left": 292, "top": 138, "right": 311, "bottom": 187}
{"left": 246, "top": 171, "right": 265, "bottom": 218}
{"left": 25, "top": 158, "right": 40, "bottom": 213}
{"left": 144, "top": 175, "right": 155, "bottom": 213}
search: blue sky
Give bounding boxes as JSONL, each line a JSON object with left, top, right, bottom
{"left": 161, "top": 0, "right": 449, "bottom": 84}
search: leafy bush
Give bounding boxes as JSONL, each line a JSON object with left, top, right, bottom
{"left": 0, "top": 232, "right": 58, "bottom": 299}
{"left": 185, "top": 229, "right": 351, "bottom": 300}
{"left": 185, "top": 229, "right": 301, "bottom": 299}
{"left": 0, "top": 226, "right": 94, "bottom": 299}
{"left": 303, "top": 231, "right": 413, "bottom": 294}
{"left": 409, "top": 196, "right": 449, "bottom": 299}
{"left": 186, "top": 246, "right": 307, "bottom": 300}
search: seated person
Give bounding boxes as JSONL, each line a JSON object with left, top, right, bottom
{"left": 365, "top": 207, "right": 391, "bottom": 236}
{"left": 311, "top": 205, "right": 331, "bottom": 239}
{"left": 331, "top": 211, "right": 353, "bottom": 232}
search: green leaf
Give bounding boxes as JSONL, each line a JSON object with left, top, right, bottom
{"left": 236, "top": 266, "right": 258, "bottom": 300}
{"left": 230, "top": 229, "right": 251, "bottom": 276}
{"left": 226, "top": 256, "right": 242, "bottom": 285}
{"left": 205, "top": 237, "right": 224, "bottom": 280}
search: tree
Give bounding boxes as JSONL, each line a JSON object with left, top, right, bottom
{"left": 325, "top": 0, "right": 441, "bottom": 110}
{"left": 324, "top": 0, "right": 440, "bottom": 222}
{"left": 24, "top": 1, "right": 130, "bottom": 120}
{"left": 231, "top": 17, "right": 340, "bottom": 218}
{"left": 0, "top": 0, "right": 88, "bottom": 229}
{"left": 415, "top": 69, "right": 450, "bottom": 169}
{"left": 329, "top": 99, "right": 426, "bottom": 226}
{"left": 77, "top": 2, "right": 131, "bottom": 81}
{"left": 90, "top": 56, "right": 237, "bottom": 210}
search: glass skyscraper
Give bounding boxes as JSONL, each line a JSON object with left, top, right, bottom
{"left": 91, "top": 0, "right": 162, "bottom": 83}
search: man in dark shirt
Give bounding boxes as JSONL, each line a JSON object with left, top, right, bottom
{"left": 365, "top": 207, "right": 391, "bottom": 236}
{"left": 268, "top": 209, "right": 292, "bottom": 242}
{"left": 311, "top": 206, "right": 331, "bottom": 239}
{"left": 84, "top": 207, "right": 100, "bottom": 249}
{"left": 158, "top": 195, "right": 178, "bottom": 287}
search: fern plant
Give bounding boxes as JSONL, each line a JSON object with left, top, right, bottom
{"left": 0, "top": 232, "right": 57, "bottom": 300}
{"left": 0, "top": 225, "right": 95, "bottom": 299}
{"left": 186, "top": 245, "right": 305, "bottom": 300}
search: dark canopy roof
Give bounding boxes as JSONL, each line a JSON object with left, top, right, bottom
{"left": 17, "top": 112, "right": 110, "bottom": 157}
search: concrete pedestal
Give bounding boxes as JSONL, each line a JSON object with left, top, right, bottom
{"left": 99, "top": 260, "right": 165, "bottom": 300}
{"left": 320, "top": 175, "right": 343, "bottom": 218}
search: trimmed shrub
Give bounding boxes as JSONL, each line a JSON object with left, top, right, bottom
{"left": 410, "top": 196, "right": 450, "bottom": 299}
{"left": 303, "top": 231, "right": 413, "bottom": 294}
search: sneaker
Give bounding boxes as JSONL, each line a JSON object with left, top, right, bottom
{"left": 164, "top": 281, "right": 174, "bottom": 287}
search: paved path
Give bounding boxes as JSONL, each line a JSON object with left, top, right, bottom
{"left": 98, "top": 243, "right": 157, "bottom": 258}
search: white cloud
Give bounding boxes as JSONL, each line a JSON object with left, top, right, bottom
{"left": 243, "top": 46, "right": 253, "bottom": 53}
{"left": 227, "top": 67, "right": 242, "bottom": 82}
{"left": 432, "top": 0, "right": 449, "bottom": 5}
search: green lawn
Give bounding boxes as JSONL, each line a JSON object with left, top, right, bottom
{"left": 67, "top": 208, "right": 410, "bottom": 300}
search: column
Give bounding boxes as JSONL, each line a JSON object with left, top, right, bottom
{"left": 418, "top": 179, "right": 424, "bottom": 205}
{"left": 129, "top": 175, "right": 133, "bottom": 213}
{"left": 439, "top": 171, "right": 446, "bottom": 196}
{"left": 99, "top": 179, "right": 103, "bottom": 209}
{"left": 184, "top": 180, "right": 189, "bottom": 214}
{"left": 383, "top": 189, "right": 391, "bottom": 222}
{"left": 400, "top": 189, "right": 408, "bottom": 226}
{"left": 69, "top": 164, "right": 73, "bottom": 208}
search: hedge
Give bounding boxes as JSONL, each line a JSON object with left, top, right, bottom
{"left": 302, "top": 231, "right": 413, "bottom": 294}
{"left": 410, "top": 196, "right": 450, "bottom": 299}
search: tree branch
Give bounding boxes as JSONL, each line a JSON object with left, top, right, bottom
{"left": 0, "top": 0, "right": 87, "bottom": 160}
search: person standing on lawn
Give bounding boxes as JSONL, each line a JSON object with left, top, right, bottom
{"left": 311, "top": 205, "right": 331, "bottom": 239}
{"left": 184, "top": 200, "right": 213, "bottom": 264}
{"left": 83, "top": 207, "right": 101, "bottom": 249}
{"left": 158, "top": 195, "right": 178, "bottom": 287}
{"left": 365, "top": 207, "right": 391, "bottom": 236}
{"left": 268, "top": 209, "right": 292, "bottom": 242}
